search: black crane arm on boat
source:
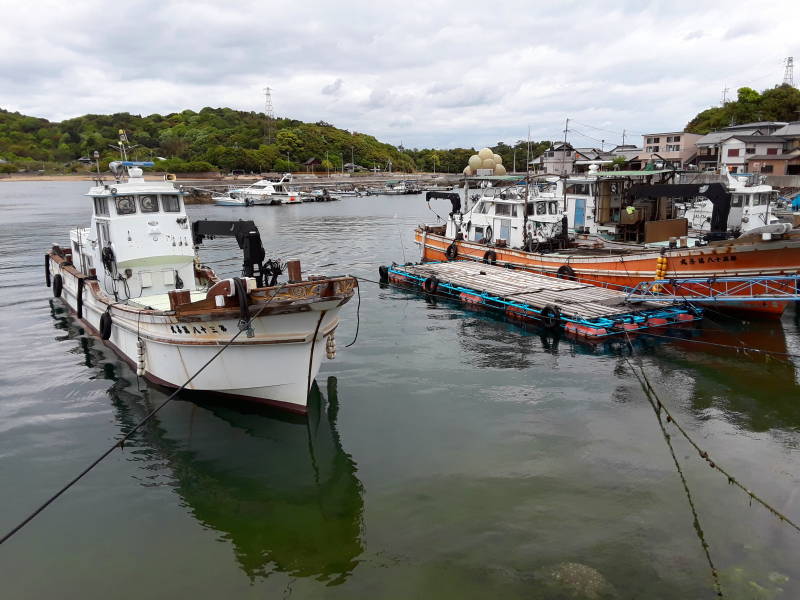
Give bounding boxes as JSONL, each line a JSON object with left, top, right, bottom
{"left": 426, "top": 191, "right": 461, "bottom": 215}
{"left": 192, "top": 219, "right": 279, "bottom": 286}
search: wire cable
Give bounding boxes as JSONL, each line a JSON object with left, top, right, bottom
{"left": 0, "top": 283, "right": 287, "bottom": 546}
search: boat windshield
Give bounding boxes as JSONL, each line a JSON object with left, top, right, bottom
{"left": 475, "top": 201, "right": 491, "bottom": 214}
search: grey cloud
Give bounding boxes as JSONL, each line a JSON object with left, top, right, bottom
{"left": 322, "top": 79, "right": 344, "bottom": 96}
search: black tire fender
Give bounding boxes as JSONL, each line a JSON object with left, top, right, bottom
{"left": 445, "top": 243, "right": 458, "bottom": 261}
{"left": 483, "top": 250, "right": 497, "bottom": 265}
{"left": 485, "top": 226, "right": 493, "bottom": 242}
{"left": 52, "top": 273, "right": 63, "bottom": 298}
{"left": 541, "top": 304, "right": 561, "bottom": 329}
{"left": 99, "top": 311, "right": 112, "bottom": 340}
{"left": 378, "top": 265, "right": 389, "bottom": 283}
{"left": 423, "top": 276, "right": 439, "bottom": 294}
{"left": 557, "top": 265, "right": 577, "bottom": 281}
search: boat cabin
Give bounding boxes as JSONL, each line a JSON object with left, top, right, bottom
{"left": 70, "top": 166, "right": 196, "bottom": 302}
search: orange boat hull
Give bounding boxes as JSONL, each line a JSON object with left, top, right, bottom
{"left": 415, "top": 230, "right": 800, "bottom": 317}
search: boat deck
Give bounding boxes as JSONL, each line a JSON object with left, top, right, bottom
{"left": 386, "top": 261, "right": 701, "bottom": 338}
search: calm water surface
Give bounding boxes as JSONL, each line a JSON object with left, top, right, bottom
{"left": 1, "top": 181, "right": 799, "bottom": 599}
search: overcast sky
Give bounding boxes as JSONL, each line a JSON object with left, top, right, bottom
{"left": 1, "top": 0, "right": 798, "bottom": 150}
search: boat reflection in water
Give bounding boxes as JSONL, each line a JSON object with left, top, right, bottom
{"left": 51, "top": 300, "right": 365, "bottom": 584}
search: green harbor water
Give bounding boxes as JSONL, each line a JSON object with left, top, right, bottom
{"left": 0, "top": 181, "right": 799, "bottom": 599}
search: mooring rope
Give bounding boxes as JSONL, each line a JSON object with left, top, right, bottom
{"left": 0, "top": 283, "right": 286, "bottom": 546}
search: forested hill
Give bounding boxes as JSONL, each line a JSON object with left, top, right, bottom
{"left": 0, "top": 106, "right": 551, "bottom": 174}
{"left": 685, "top": 84, "right": 800, "bottom": 134}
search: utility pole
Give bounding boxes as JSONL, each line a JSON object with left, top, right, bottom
{"left": 561, "top": 117, "right": 569, "bottom": 175}
{"left": 721, "top": 86, "right": 729, "bottom": 105}
{"left": 783, "top": 57, "right": 794, "bottom": 87}
{"left": 263, "top": 86, "right": 275, "bottom": 144}
{"left": 622, "top": 129, "right": 626, "bottom": 146}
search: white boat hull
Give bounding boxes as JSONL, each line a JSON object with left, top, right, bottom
{"left": 49, "top": 258, "right": 345, "bottom": 413}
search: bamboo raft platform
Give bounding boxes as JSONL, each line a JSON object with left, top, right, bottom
{"left": 383, "top": 261, "right": 702, "bottom": 338}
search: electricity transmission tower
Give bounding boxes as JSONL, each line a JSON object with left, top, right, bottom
{"left": 783, "top": 57, "right": 794, "bottom": 87}
{"left": 263, "top": 86, "right": 275, "bottom": 144}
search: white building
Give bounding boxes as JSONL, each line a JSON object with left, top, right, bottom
{"left": 719, "top": 135, "right": 786, "bottom": 173}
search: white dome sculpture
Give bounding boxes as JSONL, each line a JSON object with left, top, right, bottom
{"left": 478, "top": 147, "right": 493, "bottom": 160}
{"left": 463, "top": 166, "right": 473, "bottom": 175}
{"left": 482, "top": 158, "right": 496, "bottom": 169}
{"left": 468, "top": 155, "right": 482, "bottom": 170}
{"left": 494, "top": 164, "right": 507, "bottom": 175}
{"left": 493, "top": 154, "right": 503, "bottom": 165}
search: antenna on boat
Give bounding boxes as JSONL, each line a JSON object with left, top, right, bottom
{"left": 107, "top": 130, "right": 140, "bottom": 182}
{"left": 523, "top": 126, "right": 532, "bottom": 249}
{"left": 93, "top": 150, "right": 101, "bottom": 183}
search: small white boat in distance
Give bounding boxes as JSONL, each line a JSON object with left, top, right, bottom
{"left": 213, "top": 193, "right": 249, "bottom": 206}
{"left": 46, "top": 136, "right": 356, "bottom": 413}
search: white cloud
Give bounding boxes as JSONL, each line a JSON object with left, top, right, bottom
{"left": 0, "top": 0, "right": 798, "bottom": 149}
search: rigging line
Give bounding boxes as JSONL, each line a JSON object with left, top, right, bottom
{"left": 622, "top": 337, "right": 724, "bottom": 597}
{"left": 623, "top": 341, "right": 800, "bottom": 535}
{"left": 344, "top": 282, "right": 361, "bottom": 348}
{"left": 0, "top": 283, "right": 287, "bottom": 547}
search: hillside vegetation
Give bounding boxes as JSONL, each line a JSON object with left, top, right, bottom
{"left": 0, "top": 106, "right": 550, "bottom": 175}
{"left": 686, "top": 84, "right": 800, "bottom": 134}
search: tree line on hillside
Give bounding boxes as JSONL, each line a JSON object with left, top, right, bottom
{"left": 0, "top": 106, "right": 553, "bottom": 175}
{"left": 685, "top": 84, "right": 800, "bottom": 134}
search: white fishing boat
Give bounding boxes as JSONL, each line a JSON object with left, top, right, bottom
{"left": 46, "top": 134, "right": 356, "bottom": 413}
{"left": 230, "top": 173, "right": 302, "bottom": 205}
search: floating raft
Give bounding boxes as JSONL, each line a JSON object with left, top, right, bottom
{"left": 385, "top": 261, "right": 702, "bottom": 338}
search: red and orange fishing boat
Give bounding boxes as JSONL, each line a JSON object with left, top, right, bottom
{"left": 417, "top": 169, "right": 800, "bottom": 317}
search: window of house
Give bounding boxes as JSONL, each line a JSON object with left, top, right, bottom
{"left": 93, "top": 197, "right": 109, "bottom": 216}
{"left": 495, "top": 203, "right": 511, "bottom": 216}
{"left": 745, "top": 147, "right": 755, "bottom": 154}
{"left": 762, "top": 165, "right": 774, "bottom": 173}
{"left": 766, "top": 148, "right": 778, "bottom": 155}
{"left": 565, "top": 183, "right": 590, "bottom": 195}
{"left": 666, "top": 144, "right": 680, "bottom": 152}
{"left": 650, "top": 146, "right": 659, "bottom": 152}
{"left": 139, "top": 194, "right": 159, "bottom": 213}
{"left": 565, "top": 151, "right": 572, "bottom": 157}
{"left": 161, "top": 195, "right": 181, "bottom": 212}
{"left": 727, "top": 149, "right": 740, "bottom": 157}
{"left": 115, "top": 196, "right": 136, "bottom": 215}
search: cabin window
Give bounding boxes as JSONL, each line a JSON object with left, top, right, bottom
{"left": 473, "top": 226, "right": 484, "bottom": 241}
{"left": 495, "top": 203, "right": 512, "bottom": 217}
{"left": 548, "top": 201, "right": 559, "bottom": 215}
{"left": 536, "top": 202, "right": 547, "bottom": 215}
{"left": 527, "top": 203, "right": 535, "bottom": 216}
{"left": 162, "top": 195, "right": 181, "bottom": 212}
{"left": 115, "top": 196, "right": 136, "bottom": 215}
{"left": 97, "top": 221, "right": 110, "bottom": 246}
{"left": 139, "top": 194, "right": 159, "bottom": 213}
{"left": 475, "top": 202, "right": 491, "bottom": 214}
{"left": 744, "top": 196, "right": 751, "bottom": 206}
{"left": 93, "top": 197, "right": 109, "bottom": 216}
{"left": 565, "top": 183, "right": 590, "bottom": 195}
{"left": 731, "top": 194, "right": 743, "bottom": 207}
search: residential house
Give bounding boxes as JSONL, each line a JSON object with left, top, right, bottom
{"left": 746, "top": 150, "right": 800, "bottom": 175}
{"left": 638, "top": 131, "right": 702, "bottom": 169}
{"left": 303, "top": 157, "right": 322, "bottom": 172}
{"left": 535, "top": 142, "right": 576, "bottom": 174}
{"left": 773, "top": 121, "right": 800, "bottom": 151}
{"left": 719, "top": 135, "right": 786, "bottom": 173}
{"left": 694, "top": 122, "right": 788, "bottom": 171}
